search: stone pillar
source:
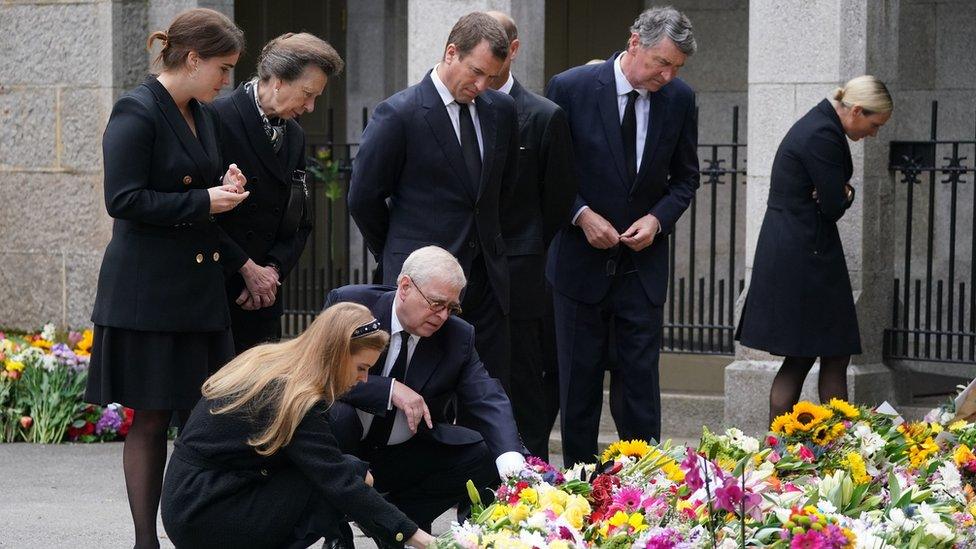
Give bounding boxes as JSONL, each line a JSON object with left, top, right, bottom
{"left": 725, "top": 0, "right": 902, "bottom": 435}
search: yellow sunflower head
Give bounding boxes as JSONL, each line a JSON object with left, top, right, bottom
{"left": 770, "top": 413, "right": 796, "bottom": 435}
{"left": 601, "top": 439, "right": 651, "bottom": 462}
{"left": 790, "top": 402, "right": 833, "bottom": 432}
{"left": 827, "top": 398, "right": 860, "bottom": 419}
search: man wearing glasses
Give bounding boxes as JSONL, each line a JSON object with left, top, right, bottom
{"left": 323, "top": 246, "right": 524, "bottom": 536}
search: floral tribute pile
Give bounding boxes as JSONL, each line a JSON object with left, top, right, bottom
{"left": 1, "top": 324, "right": 132, "bottom": 443}
{"left": 437, "top": 398, "right": 976, "bottom": 548}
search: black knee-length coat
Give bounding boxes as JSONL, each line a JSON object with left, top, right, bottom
{"left": 736, "top": 99, "right": 862, "bottom": 357}
{"left": 161, "top": 396, "right": 417, "bottom": 548}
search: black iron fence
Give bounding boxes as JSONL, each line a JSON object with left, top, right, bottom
{"left": 281, "top": 107, "right": 748, "bottom": 353}
{"left": 884, "top": 102, "right": 976, "bottom": 364}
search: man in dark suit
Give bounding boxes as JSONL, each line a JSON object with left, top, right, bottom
{"left": 348, "top": 12, "right": 519, "bottom": 392}
{"left": 324, "top": 246, "right": 524, "bottom": 533}
{"left": 545, "top": 7, "right": 700, "bottom": 466}
{"left": 486, "top": 11, "right": 576, "bottom": 461}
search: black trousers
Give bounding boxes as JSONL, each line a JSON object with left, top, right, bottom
{"left": 328, "top": 402, "right": 498, "bottom": 532}
{"left": 460, "top": 254, "right": 511, "bottom": 393}
{"left": 552, "top": 272, "right": 663, "bottom": 467}
{"left": 228, "top": 305, "right": 281, "bottom": 355}
{"left": 508, "top": 305, "right": 559, "bottom": 461}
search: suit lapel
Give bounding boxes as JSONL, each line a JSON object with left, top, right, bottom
{"left": 193, "top": 102, "right": 219, "bottom": 183}
{"left": 146, "top": 78, "right": 215, "bottom": 183}
{"left": 421, "top": 75, "right": 478, "bottom": 200}
{"left": 633, "top": 89, "right": 669, "bottom": 192}
{"left": 232, "top": 84, "right": 286, "bottom": 182}
{"left": 404, "top": 335, "right": 443, "bottom": 391}
{"left": 596, "top": 62, "right": 630, "bottom": 191}
{"left": 475, "top": 93, "right": 496, "bottom": 201}
{"left": 371, "top": 291, "right": 397, "bottom": 368}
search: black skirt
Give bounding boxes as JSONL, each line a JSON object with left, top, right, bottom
{"left": 85, "top": 325, "right": 235, "bottom": 410}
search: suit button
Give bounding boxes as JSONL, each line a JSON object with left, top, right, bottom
{"left": 395, "top": 533, "right": 404, "bottom": 542}
{"left": 260, "top": 469, "right": 268, "bottom": 477}
{"left": 249, "top": 203, "right": 258, "bottom": 211}
{"left": 265, "top": 233, "right": 273, "bottom": 242}
{"left": 246, "top": 230, "right": 254, "bottom": 240}
{"left": 251, "top": 176, "right": 260, "bottom": 182}
{"left": 273, "top": 207, "right": 281, "bottom": 214}
{"left": 627, "top": 196, "right": 633, "bottom": 203}
{"left": 468, "top": 241, "right": 476, "bottom": 248}
{"left": 195, "top": 253, "right": 204, "bottom": 264}
{"left": 213, "top": 252, "right": 220, "bottom": 262}
{"left": 183, "top": 175, "right": 192, "bottom": 185}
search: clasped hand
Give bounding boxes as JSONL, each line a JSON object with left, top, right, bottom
{"left": 208, "top": 163, "right": 249, "bottom": 214}
{"left": 237, "top": 260, "right": 279, "bottom": 310}
{"left": 579, "top": 209, "right": 660, "bottom": 252}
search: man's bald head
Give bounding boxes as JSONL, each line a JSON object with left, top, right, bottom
{"left": 484, "top": 10, "right": 517, "bottom": 42}
{"left": 484, "top": 11, "right": 520, "bottom": 91}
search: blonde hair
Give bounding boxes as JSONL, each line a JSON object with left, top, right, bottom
{"left": 202, "top": 302, "right": 388, "bottom": 456}
{"left": 832, "top": 75, "right": 893, "bottom": 115}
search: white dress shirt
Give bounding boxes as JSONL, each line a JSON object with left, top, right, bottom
{"left": 430, "top": 64, "right": 485, "bottom": 158}
{"left": 572, "top": 52, "right": 650, "bottom": 225}
{"left": 498, "top": 73, "right": 515, "bottom": 95}
{"left": 357, "top": 297, "right": 526, "bottom": 476}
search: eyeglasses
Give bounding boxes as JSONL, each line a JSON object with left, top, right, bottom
{"left": 412, "top": 280, "right": 463, "bottom": 315}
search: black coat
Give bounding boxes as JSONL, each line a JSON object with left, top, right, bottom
{"left": 161, "top": 396, "right": 417, "bottom": 548}
{"left": 544, "top": 55, "right": 700, "bottom": 306}
{"left": 91, "top": 76, "right": 230, "bottom": 332}
{"left": 348, "top": 73, "right": 519, "bottom": 314}
{"left": 324, "top": 285, "right": 524, "bottom": 457}
{"left": 213, "top": 83, "right": 311, "bottom": 320}
{"left": 736, "top": 99, "right": 861, "bottom": 357}
{"left": 502, "top": 79, "right": 576, "bottom": 320}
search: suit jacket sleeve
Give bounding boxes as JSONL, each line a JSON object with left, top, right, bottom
{"left": 649, "top": 92, "right": 700, "bottom": 235}
{"left": 540, "top": 107, "right": 578, "bottom": 244}
{"left": 102, "top": 97, "right": 211, "bottom": 225}
{"left": 340, "top": 375, "right": 394, "bottom": 416}
{"left": 284, "top": 404, "right": 418, "bottom": 544}
{"left": 544, "top": 76, "right": 588, "bottom": 215}
{"left": 455, "top": 328, "right": 523, "bottom": 456}
{"left": 348, "top": 100, "right": 405, "bottom": 259}
{"left": 802, "top": 126, "right": 853, "bottom": 223}
{"left": 266, "top": 131, "right": 312, "bottom": 278}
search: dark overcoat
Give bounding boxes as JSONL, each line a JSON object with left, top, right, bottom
{"left": 347, "top": 73, "right": 519, "bottom": 314}
{"left": 736, "top": 99, "right": 861, "bottom": 357}
{"left": 161, "top": 396, "right": 418, "bottom": 549}
{"left": 213, "top": 83, "right": 311, "bottom": 323}
{"left": 502, "top": 79, "right": 576, "bottom": 320}
{"left": 91, "top": 76, "right": 229, "bottom": 331}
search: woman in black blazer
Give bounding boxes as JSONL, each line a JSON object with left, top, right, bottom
{"left": 736, "top": 76, "right": 893, "bottom": 423}
{"left": 161, "top": 303, "right": 434, "bottom": 549}
{"left": 84, "top": 10, "right": 247, "bottom": 548}
{"left": 214, "top": 33, "right": 344, "bottom": 353}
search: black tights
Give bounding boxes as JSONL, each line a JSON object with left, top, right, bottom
{"left": 124, "top": 409, "right": 190, "bottom": 549}
{"left": 769, "top": 355, "right": 850, "bottom": 424}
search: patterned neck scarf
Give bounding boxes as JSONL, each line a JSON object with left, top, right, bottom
{"left": 245, "top": 78, "right": 286, "bottom": 153}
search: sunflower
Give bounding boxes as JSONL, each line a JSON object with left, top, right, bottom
{"left": 789, "top": 402, "right": 833, "bottom": 432}
{"left": 811, "top": 422, "right": 846, "bottom": 446}
{"left": 827, "top": 398, "right": 860, "bottom": 419}
{"left": 601, "top": 439, "right": 651, "bottom": 462}
{"left": 770, "top": 413, "right": 796, "bottom": 435}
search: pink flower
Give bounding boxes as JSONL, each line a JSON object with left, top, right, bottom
{"left": 681, "top": 447, "right": 704, "bottom": 491}
{"left": 790, "top": 530, "right": 827, "bottom": 549}
{"left": 797, "top": 444, "right": 815, "bottom": 462}
{"left": 768, "top": 450, "right": 781, "bottom": 463}
{"left": 611, "top": 486, "right": 644, "bottom": 511}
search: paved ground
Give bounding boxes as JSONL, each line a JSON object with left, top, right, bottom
{"left": 0, "top": 442, "right": 563, "bottom": 548}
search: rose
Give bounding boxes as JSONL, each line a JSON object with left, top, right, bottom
{"left": 19, "top": 416, "right": 33, "bottom": 429}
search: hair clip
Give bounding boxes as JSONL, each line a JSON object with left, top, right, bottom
{"left": 351, "top": 319, "right": 381, "bottom": 339}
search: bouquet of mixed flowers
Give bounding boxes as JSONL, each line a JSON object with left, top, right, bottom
{"left": 1, "top": 324, "right": 130, "bottom": 444}
{"left": 435, "top": 398, "right": 976, "bottom": 548}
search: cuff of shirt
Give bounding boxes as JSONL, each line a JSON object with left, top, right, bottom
{"left": 495, "top": 451, "right": 526, "bottom": 478}
{"left": 386, "top": 379, "right": 395, "bottom": 411}
{"left": 571, "top": 205, "right": 589, "bottom": 226}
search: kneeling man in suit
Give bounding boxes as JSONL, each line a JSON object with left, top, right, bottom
{"left": 324, "top": 246, "right": 524, "bottom": 533}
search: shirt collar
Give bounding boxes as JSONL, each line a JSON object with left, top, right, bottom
{"left": 613, "top": 53, "right": 647, "bottom": 98}
{"left": 430, "top": 64, "right": 459, "bottom": 107}
{"left": 498, "top": 73, "right": 515, "bottom": 95}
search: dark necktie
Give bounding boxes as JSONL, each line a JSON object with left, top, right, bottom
{"left": 362, "top": 331, "right": 411, "bottom": 448}
{"left": 457, "top": 101, "right": 482, "bottom": 191}
{"left": 621, "top": 89, "right": 639, "bottom": 183}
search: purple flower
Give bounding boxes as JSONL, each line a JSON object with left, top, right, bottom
{"left": 681, "top": 447, "right": 704, "bottom": 492}
{"left": 713, "top": 476, "right": 763, "bottom": 520}
{"left": 95, "top": 407, "right": 123, "bottom": 436}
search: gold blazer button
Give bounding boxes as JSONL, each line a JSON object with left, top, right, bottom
{"left": 195, "top": 253, "right": 204, "bottom": 264}
{"left": 395, "top": 533, "right": 404, "bottom": 542}
{"left": 212, "top": 251, "right": 220, "bottom": 262}
{"left": 183, "top": 175, "right": 193, "bottom": 185}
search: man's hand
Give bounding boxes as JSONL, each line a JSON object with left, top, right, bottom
{"left": 239, "top": 259, "right": 279, "bottom": 308}
{"left": 577, "top": 208, "right": 620, "bottom": 249}
{"left": 235, "top": 287, "right": 261, "bottom": 311}
{"left": 390, "top": 380, "right": 432, "bottom": 433}
{"left": 364, "top": 471, "right": 374, "bottom": 487}
{"left": 619, "top": 214, "right": 660, "bottom": 252}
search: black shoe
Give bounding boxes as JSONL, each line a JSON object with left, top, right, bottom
{"left": 321, "top": 522, "right": 355, "bottom": 549}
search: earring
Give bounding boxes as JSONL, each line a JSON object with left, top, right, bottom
{"left": 274, "top": 88, "right": 279, "bottom": 95}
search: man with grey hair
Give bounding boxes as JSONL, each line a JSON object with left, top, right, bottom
{"left": 545, "top": 6, "right": 701, "bottom": 465}
{"left": 323, "top": 246, "right": 524, "bottom": 534}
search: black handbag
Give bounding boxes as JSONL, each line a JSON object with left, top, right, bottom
{"left": 279, "top": 168, "right": 310, "bottom": 236}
